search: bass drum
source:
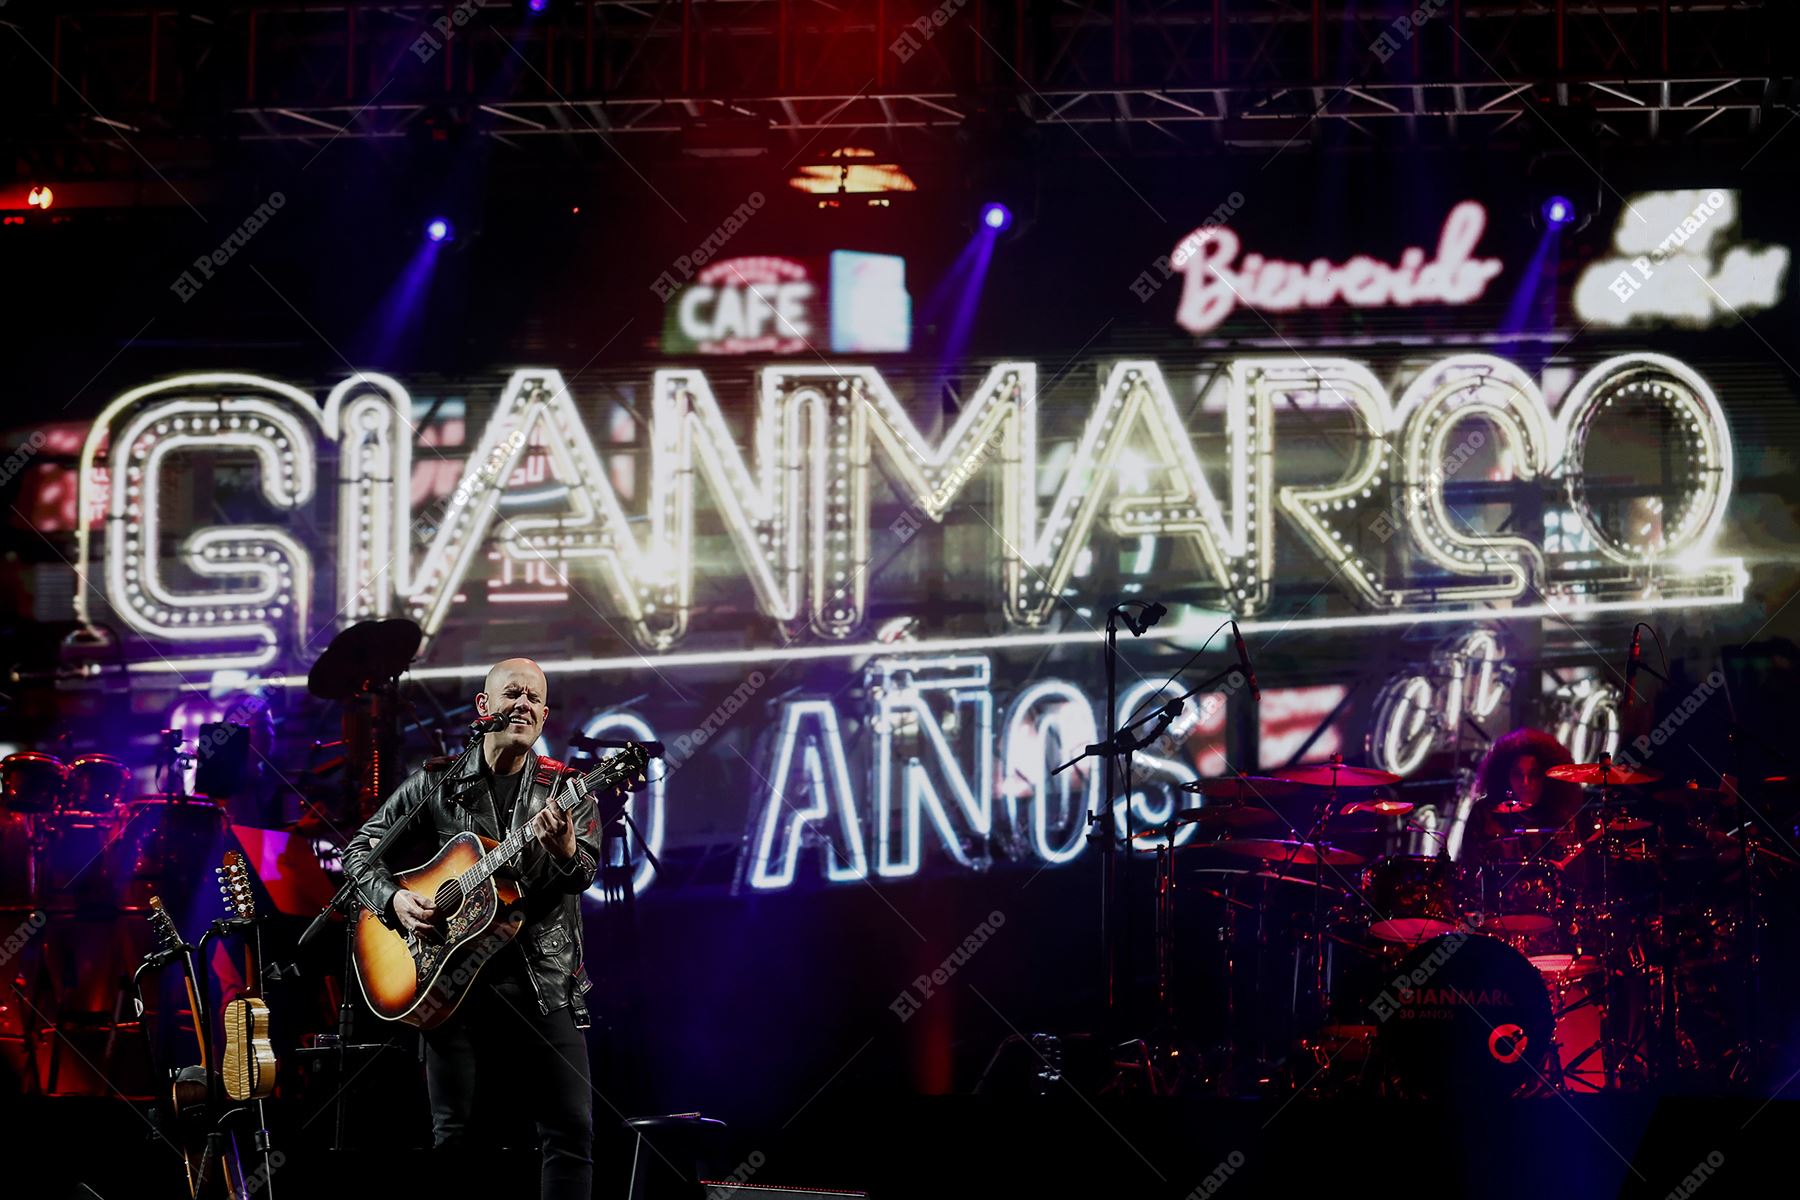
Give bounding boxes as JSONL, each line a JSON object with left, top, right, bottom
{"left": 1375, "top": 933, "right": 1553, "bottom": 1099}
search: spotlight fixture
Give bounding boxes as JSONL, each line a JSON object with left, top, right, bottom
{"left": 527, "top": 0, "right": 549, "bottom": 11}
{"left": 424, "top": 217, "right": 454, "bottom": 243}
{"left": 980, "top": 202, "right": 1012, "bottom": 232}
{"left": 1541, "top": 195, "right": 1576, "bottom": 227}
{"left": 27, "top": 186, "right": 53, "bottom": 210}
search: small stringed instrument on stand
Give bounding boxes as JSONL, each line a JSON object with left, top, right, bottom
{"left": 217, "top": 851, "right": 277, "bottom": 1101}
{"left": 351, "top": 743, "right": 648, "bottom": 1028}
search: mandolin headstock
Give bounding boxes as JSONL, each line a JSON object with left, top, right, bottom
{"left": 217, "top": 851, "right": 256, "bottom": 921}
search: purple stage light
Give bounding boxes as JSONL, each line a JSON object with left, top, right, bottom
{"left": 1542, "top": 195, "right": 1575, "bottom": 227}
{"left": 980, "top": 202, "right": 1012, "bottom": 232}
{"left": 425, "top": 217, "right": 454, "bottom": 243}
{"left": 528, "top": 0, "right": 550, "bottom": 11}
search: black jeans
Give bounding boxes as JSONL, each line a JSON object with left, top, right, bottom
{"left": 424, "top": 957, "right": 594, "bottom": 1200}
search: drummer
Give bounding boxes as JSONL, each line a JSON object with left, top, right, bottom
{"left": 1464, "top": 728, "right": 1588, "bottom": 864}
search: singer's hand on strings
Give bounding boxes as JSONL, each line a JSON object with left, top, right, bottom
{"left": 531, "top": 794, "right": 577, "bottom": 860}
{"left": 393, "top": 889, "right": 441, "bottom": 936}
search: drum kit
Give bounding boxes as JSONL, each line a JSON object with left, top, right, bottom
{"left": 1136, "top": 751, "right": 1792, "bottom": 1098}
{"left": 0, "top": 737, "right": 228, "bottom": 915}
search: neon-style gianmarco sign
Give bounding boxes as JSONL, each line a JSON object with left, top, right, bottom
{"left": 73, "top": 351, "right": 1743, "bottom": 674}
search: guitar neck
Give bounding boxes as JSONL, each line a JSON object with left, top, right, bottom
{"left": 454, "top": 758, "right": 626, "bottom": 891}
{"left": 459, "top": 822, "right": 535, "bottom": 891}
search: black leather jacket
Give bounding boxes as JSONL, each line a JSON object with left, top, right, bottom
{"left": 343, "top": 747, "right": 602, "bottom": 1021}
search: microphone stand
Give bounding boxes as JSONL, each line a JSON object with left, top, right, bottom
{"left": 570, "top": 738, "right": 665, "bottom": 1109}
{"left": 1055, "top": 659, "right": 1245, "bottom": 1045}
{"left": 569, "top": 735, "right": 666, "bottom": 901}
{"left": 297, "top": 720, "right": 490, "bottom": 1151}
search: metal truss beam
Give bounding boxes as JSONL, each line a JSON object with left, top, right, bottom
{"left": 1, "top": 2, "right": 1789, "bottom": 166}
{"left": 213, "top": 77, "right": 1773, "bottom": 146}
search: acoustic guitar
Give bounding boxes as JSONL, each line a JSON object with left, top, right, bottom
{"left": 217, "top": 851, "right": 277, "bottom": 1101}
{"left": 351, "top": 744, "right": 648, "bottom": 1029}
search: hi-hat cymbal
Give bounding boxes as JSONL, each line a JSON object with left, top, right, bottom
{"left": 1208, "top": 838, "right": 1365, "bottom": 867}
{"left": 1176, "top": 775, "right": 1298, "bottom": 801}
{"left": 1546, "top": 761, "right": 1663, "bottom": 786}
{"left": 1269, "top": 762, "right": 1403, "bottom": 789}
{"left": 1492, "top": 798, "right": 1536, "bottom": 815}
{"left": 308, "top": 618, "right": 422, "bottom": 700}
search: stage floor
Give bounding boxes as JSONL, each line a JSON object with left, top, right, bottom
{"left": 11, "top": 1091, "right": 1793, "bottom": 1199}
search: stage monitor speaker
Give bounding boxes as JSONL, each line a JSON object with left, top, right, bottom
{"left": 701, "top": 1187, "right": 868, "bottom": 1199}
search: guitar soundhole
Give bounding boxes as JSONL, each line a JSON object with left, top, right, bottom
{"left": 434, "top": 879, "right": 463, "bottom": 915}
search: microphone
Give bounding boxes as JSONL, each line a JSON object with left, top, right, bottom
{"left": 1230, "top": 620, "right": 1261, "bottom": 702}
{"left": 1116, "top": 601, "right": 1167, "bottom": 638}
{"left": 470, "top": 711, "right": 513, "bottom": 735}
{"left": 1622, "top": 625, "right": 1644, "bottom": 716}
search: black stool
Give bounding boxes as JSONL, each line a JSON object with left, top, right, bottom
{"left": 622, "top": 1113, "right": 729, "bottom": 1200}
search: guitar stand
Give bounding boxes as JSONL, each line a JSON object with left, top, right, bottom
{"left": 130, "top": 930, "right": 265, "bottom": 1199}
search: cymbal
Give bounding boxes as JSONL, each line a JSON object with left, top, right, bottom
{"left": 1208, "top": 838, "right": 1365, "bottom": 867}
{"left": 1180, "top": 865, "right": 1351, "bottom": 897}
{"left": 1137, "top": 813, "right": 1281, "bottom": 841}
{"left": 1176, "top": 775, "right": 1298, "bottom": 801}
{"left": 1492, "top": 798, "right": 1536, "bottom": 815}
{"left": 1652, "top": 784, "right": 1729, "bottom": 808}
{"left": 1139, "top": 806, "right": 1284, "bottom": 840}
{"left": 1269, "top": 762, "right": 1403, "bottom": 789}
{"left": 308, "top": 618, "right": 423, "bottom": 700}
{"left": 1545, "top": 761, "right": 1663, "bottom": 787}
{"left": 1341, "top": 797, "right": 1414, "bottom": 817}
{"left": 1249, "top": 869, "right": 1355, "bottom": 894}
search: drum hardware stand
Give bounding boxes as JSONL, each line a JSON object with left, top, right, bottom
{"left": 1151, "top": 839, "right": 1176, "bottom": 1032}
{"left": 1274, "top": 756, "right": 1349, "bottom": 1028}
{"left": 1584, "top": 752, "right": 1664, "bottom": 1091}
{"left": 1592, "top": 755, "right": 1624, "bottom": 1091}
{"left": 1715, "top": 707, "right": 1788, "bottom": 1081}
{"left": 294, "top": 617, "right": 426, "bottom": 1147}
